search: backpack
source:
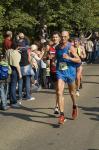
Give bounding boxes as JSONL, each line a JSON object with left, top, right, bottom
{"left": 0, "top": 61, "right": 10, "bottom": 80}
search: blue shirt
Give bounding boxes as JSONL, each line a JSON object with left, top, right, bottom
{"left": 56, "top": 42, "right": 76, "bottom": 70}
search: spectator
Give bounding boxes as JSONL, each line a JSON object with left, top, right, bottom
{"left": 94, "top": 38, "right": 99, "bottom": 61}
{"left": 6, "top": 47, "right": 22, "bottom": 108}
{"left": 40, "top": 43, "right": 49, "bottom": 88}
{"left": 0, "top": 53, "right": 12, "bottom": 110}
{"left": 30, "top": 44, "right": 41, "bottom": 88}
{"left": 86, "top": 39, "right": 94, "bottom": 63}
{"left": 17, "top": 33, "right": 35, "bottom": 101}
{"left": 2, "top": 31, "right": 13, "bottom": 55}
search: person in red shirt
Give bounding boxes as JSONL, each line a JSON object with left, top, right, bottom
{"left": 2, "top": 31, "right": 13, "bottom": 54}
{"left": 49, "top": 31, "right": 60, "bottom": 114}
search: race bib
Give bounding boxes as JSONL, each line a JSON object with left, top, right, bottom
{"left": 59, "top": 62, "right": 68, "bottom": 70}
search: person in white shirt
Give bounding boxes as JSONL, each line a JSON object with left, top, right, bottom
{"left": 86, "top": 39, "right": 94, "bottom": 63}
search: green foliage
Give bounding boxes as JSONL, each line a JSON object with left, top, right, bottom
{"left": 0, "top": 5, "right": 5, "bottom": 31}
{"left": 0, "top": 0, "right": 99, "bottom": 35}
{"left": 7, "top": 9, "right": 37, "bottom": 29}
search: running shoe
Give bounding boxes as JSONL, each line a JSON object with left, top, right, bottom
{"left": 58, "top": 115, "right": 66, "bottom": 124}
{"left": 27, "top": 97, "right": 35, "bottom": 101}
{"left": 76, "top": 90, "right": 80, "bottom": 97}
{"left": 11, "top": 103, "right": 21, "bottom": 108}
{"left": 18, "top": 99, "right": 22, "bottom": 105}
{"left": 2, "top": 105, "right": 10, "bottom": 111}
{"left": 54, "top": 107, "right": 59, "bottom": 114}
{"left": 72, "top": 105, "right": 78, "bottom": 120}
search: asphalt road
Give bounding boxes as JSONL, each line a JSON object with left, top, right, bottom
{"left": 0, "top": 63, "right": 99, "bottom": 150}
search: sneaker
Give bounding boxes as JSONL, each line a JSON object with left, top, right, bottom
{"left": 72, "top": 105, "right": 78, "bottom": 120}
{"left": 18, "top": 99, "right": 22, "bottom": 105}
{"left": 76, "top": 90, "right": 80, "bottom": 97}
{"left": 18, "top": 101, "right": 22, "bottom": 105}
{"left": 58, "top": 115, "right": 66, "bottom": 124}
{"left": 82, "top": 61, "right": 86, "bottom": 65}
{"left": 2, "top": 105, "right": 10, "bottom": 111}
{"left": 54, "top": 107, "right": 59, "bottom": 114}
{"left": 11, "top": 103, "right": 21, "bottom": 108}
{"left": 27, "top": 97, "right": 35, "bottom": 101}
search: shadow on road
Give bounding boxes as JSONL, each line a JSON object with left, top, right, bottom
{"left": 83, "top": 81, "right": 99, "bottom": 84}
{"left": 0, "top": 106, "right": 61, "bottom": 128}
{"left": 35, "top": 90, "right": 69, "bottom": 95}
{"left": 88, "top": 149, "right": 99, "bottom": 150}
{"left": 84, "top": 75, "right": 99, "bottom": 77}
{"left": 35, "top": 90, "right": 56, "bottom": 94}
{"left": 95, "top": 97, "right": 99, "bottom": 99}
{"left": 79, "top": 106, "right": 99, "bottom": 121}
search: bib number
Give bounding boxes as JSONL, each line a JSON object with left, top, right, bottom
{"left": 59, "top": 62, "right": 68, "bottom": 70}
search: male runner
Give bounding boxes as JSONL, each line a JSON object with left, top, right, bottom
{"left": 49, "top": 32, "right": 60, "bottom": 114}
{"left": 56, "top": 31, "right": 81, "bottom": 124}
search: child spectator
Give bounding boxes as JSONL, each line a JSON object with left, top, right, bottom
{"left": 30, "top": 44, "right": 41, "bottom": 87}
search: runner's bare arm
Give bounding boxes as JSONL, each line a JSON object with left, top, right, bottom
{"left": 63, "top": 46, "right": 81, "bottom": 63}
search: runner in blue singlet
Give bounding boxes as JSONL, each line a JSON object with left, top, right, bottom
{"left": 74, "top": 38, "right": 86, "bottom": 97}
{"left": 56, "top": 31, "right": 81, "bottom": 124}
{"left": 56, "top": 42, "right": 77, "bottom": 84}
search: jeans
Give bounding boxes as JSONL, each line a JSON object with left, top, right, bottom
{"left": 40, "top": 68, "right": 46, "bottom": 88}
{"left": 86, "top": 51, "right": 93, "bottom": 63}
{"left": 94, "top": 50, "right": 99, "bottom": 60}
{"left": 10, "top": 67, "right": 18, "bottom": 104}
{"left": 0, "top": 82, "right": 9, "bottom": 107}
{"left": 18, "top": 75, "right": 31, "bottom": 99}
{"left": 34, "top": 68, "right": 39, "bottom": 81}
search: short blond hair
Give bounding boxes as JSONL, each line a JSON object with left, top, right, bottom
{"left": 31, "top": 44, "right": 38, "bottom": 51}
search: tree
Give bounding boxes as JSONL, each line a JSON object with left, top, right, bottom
{"left": 0, "top": 5, "right": 5, "bottom": 31}
{"left": 0, "top": 0, "right": 98, "bottom": 37}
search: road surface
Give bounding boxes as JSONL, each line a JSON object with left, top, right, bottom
{"left": 0, "top": 63, "right": 99, "bottom": 150}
